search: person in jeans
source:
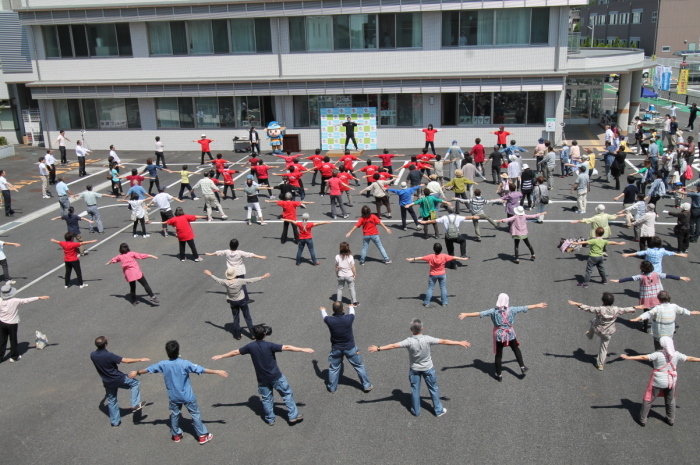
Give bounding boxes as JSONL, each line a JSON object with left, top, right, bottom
{"left": 460, "top": 294, "right": 547, "bottom": 381}
{"left": 568, "top": 294, "right": 639, "bottom": 370}
{"left": 0, "top": 284, "right": 48, "bottom": 363}
{"left": 265, "top": 193, "right": 314, "bottom": 244}
{"left": 621, "top": 337, "right": 700, "bottom": 426}
{"left": 285, "top": 213, "right": 330, "bottom": 266}
{"left": 212, "top": 325, "right": 313, "bottom": 425}
{"left": 407, "top": 242, "right": 469, "bottom": 307}
{"left": 346, "top": 205, "right": 392, "bottom": 265}
{"left": 204, "top": 268, "right": 270, "bottom": 340}
{"left": 571, "top": 227, "right": 626, "bottom": 288}
{"left": 368, "top": 318, "right": 470, "bottom": 416}
{"left": 50, "top": 232, "right": 96, "bottom": 289}
{"left": 621, "top": 235, "right": 687, "bottom": 273}
{"left": 106, "top": 243, "right": 159, "bottom": 306}
{"left": 89, "top": 336, "right": 148, "bottom": 426}
{"left": 130, "top": 340, "right": 227, "bottom": 444}
{"left": 205, "top": 237, "right": 267, "bottom": 303}
{"left": 319, "top": 301, "right": 372, "bottom": 393}
{"left": 629, "top": 290, "right": 700, "bottom": 350}
{"left": 74, "top": 185, "right": 116, "bottom": 234}
{"left": 335, "top": 242, "right": 358, "bottom": 306}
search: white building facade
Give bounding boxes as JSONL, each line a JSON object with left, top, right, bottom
{"left": 2, "top": 0, "right": 649, "bottom": 150}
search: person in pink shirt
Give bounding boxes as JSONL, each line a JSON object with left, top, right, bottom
{"left": 419, "top": 124, "right": 440, "bottom": 155}
{"left": 406, "top": 243, "right": 468, "bottom": 307}
{"left": 493, "top": 126, "right": 511, "bottom": 149}
{"left": 497, "top": 206, "right": 546, "bottom": 264}
{"left": 107, "top": 243, "right": 159, "bottom": 306}
{"left": 193, "top": 135, "right": 215, "bottom": 165}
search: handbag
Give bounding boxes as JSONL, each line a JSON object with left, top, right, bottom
{"left": 539, "top": 185, "right": 550, "bottom": 204}
{"left": 35, "top": 331, "right": 48, "bottom": 350}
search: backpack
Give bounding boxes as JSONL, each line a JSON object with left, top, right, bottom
{"left": 445, "top": 215, "right": 460, "bottom": 239}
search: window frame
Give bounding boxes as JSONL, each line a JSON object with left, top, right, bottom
{"left": 609, "top": 12, "right": 617, "bottom": 25}
{"left": 651, "top": 11, "right": 658, "bottom": 23}
{"left": 43, "top": 23, "right": 133, "bottom": 59}
{"left": 54, "top": 98, "right": 141, "bottom": 129}
{"left": 442, "top": 8, "right": 549, "bottom": 48}
{"left": 661, "top": 45, "right": 671, "bottom": 52}
{"left": 441, "top": 91, "right": 546, "bottom": 126}
{"left": 631, "top": 9, "right": 643, "bottom": 24}
{"left": 292, "top": 94, "right": 422, "bottom": 128}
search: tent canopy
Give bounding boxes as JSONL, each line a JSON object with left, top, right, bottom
{"left": 641, "top": 87, "right": 658, "bottom": 98}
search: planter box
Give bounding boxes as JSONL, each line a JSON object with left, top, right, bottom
{"left": 0, "top": 145, "right": 16, "bottom": 159}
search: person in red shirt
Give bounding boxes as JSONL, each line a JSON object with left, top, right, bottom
{"left": 419, "top": 124, "right": 440, "bottom": 155}
{"left": 376, "top": 168, "right": 397, "bottom": 182}
{"left": 307, "top": 149, "right": 325, "bottom": 186}
{"left": 338, "top": 167, "right": 358, "bottom": 207}
{"left": 493, "top": 126, "right": 511, "bottom": 149}
{"left": 251, "top": 160, "right": 273, "bottom": 198}
{"left": 345, "top": 205, "right": 392, "bottom": 265}
{"left": 283, "top": 213, "right": 331, "bottom": 266}
{"left": 164, "top": 208, "right": 207, "bottom": 261}
{"left": 401, "top": 156, "right": 432, "bottom": 172}
{"left": 337, "top": 151, "right": 361, "bottom": 186}
{"left": 275, "top": 152, "right": 298, "bottom": 168}
{"left": 371, "top": 149, "right": 397, "bottom": 174}
{"left": 406, "top": 242, "right": 468, "bottom": 307}
{"left": 50, "top": 232, "right": 97, "bottom": 288}
{"left": 469, "top": 138, "right": 486, "bottom": 174}
{"left": 246, "top": 155, "right": 261, "bottom": 169}
{"left": 221, "top": 168, "right": 240, "bottom": 200}
{"left": 272, "top": 166, "right": 310, "bottom": 201}
{"left": 211, "top": 153, "right": 230, "bottom": 179}
{"left": 121, "top": 169, "right": 145, "bottom": 187}
{"left": 327, "top": 171, "right": 353, "bottom": 219}
{"left": 193, "top": 135, "right": 215, "bottom": 165}
{"left": 265, "top": 193, "right": 314, "bottom": 244}
{"left": 317, "top": 156, "right": 336, "bottom": 196}
{"left": 417, "top": 148, "right": 437, "bottom": 176}
{"left": 358, "top": 160, "right": 379, "bottom": 195}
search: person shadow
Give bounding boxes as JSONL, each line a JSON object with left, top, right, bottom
{"left": 590, "top": 398, "right": 668, "bottom": 424}
{"left": 97, "top": 397, "right": 154, "bottom": 424}
{"left": 311, "top": 359, "right": 363, "bottom": 391}
{"left": 356, "top": 388, "right": 448, "bottom": 415}
{"left": 204, "top": 320, "right": 254, "bottom": 340}
{"left": 211, "top": 396, "right": 306, "bottom": 424}
{"left": 442, "top": 358, "right": 520, "bottom": 380}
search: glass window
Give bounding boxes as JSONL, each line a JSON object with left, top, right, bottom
{"left": 494, "top": 92, "right": 527, "bottom": 124}
{"left": 442, "top": 93, "right": 457, "bottom": 125}
{"left": 396, "top": 13, "right": 421, "bottom": 48}
{"left": 306, "top": 16, "right": 333, "bottom": 51}
{"left": 474, "top": 93, "right": 491, "bottom": 124}
{"left": 609, "top": 12, "right": 617, "bottom": 25}
{"left": 459, "top": 10, "right": 493, "bottom": 46}
{"left": 294, "top": 96, "right": 311, "bottom": 128}
{"left": 378, "top": 94, "right": 396, "bottom": 125}
{"left": 458, "top": 93, "right": 474, "bottom": 124}
{"left": 530, "top": 8, "right": 549, "bottom": 44}
{"left": 378, "top": 14, "right": 395, "bottom": 49}
{"left": 156, "top": 98, "right": 180, "bottom": 128}
{"left": 236, "top": 96, "right": 262, "bottom": 127}
{"left": 619, "top": 13, "right": 629, "bottom": 24}
{"left": 255, "top": 19, "right": 272, "bottom": 53}
{"left": 527, "top": 92, "right": 545, "bottom": 124}
{"left": 442, "top": 11, "right": 459, "bottom": 47}
{"left": 212, "top": 20, "right": 230, "bottom": 54}
{"left": 632, "top": 9, "right": 642, "bottom": 24}
{"left": 44, "top": 26, "right": 60, "bottom": 58}
{"left": 115, "top": 23, "right": 132, "bottom": 56}
{"left": 396, "top": 94, "right": 414, "bottom": 126}
{"left": 71, "top": 25, "right": 89, "bottom": 57}
{"left": 231, "top": 19, "right": 256, "bottom": 53}
{"left": 289, "top": 17, "right": 306, "bottom": 52}
{"left": 97, "top": 98, "right": 128, "bottom": 129}
{"left": 81, "top": 100, "right": 98, "bottom": 129}
{"left": 218, "top": 97, "right": 235, "bottom": 127}
{"left": 189, "top": 20, "right": 214, "bottom": 55}
{"left": 178, "top": 97, "right": 195, "bottom": 128}
{"left": 56, "top": 25, "right": 73, "bottom": 57}
{"left": 195, "top": 97, "right": 220, "bottom": 128}
{"left": 351, "top": 14, "right": 377, "bottom": 49}
{"left": 125, "top": 99, "right": 141, "bottom": 129}
{"left": 87, "top": 24, "right": 118, "bottom": 57}
{"left": 496, "top": 9, "right": 530, "bottom": 45}
{"left": 352, "top": 94, "right": 369, "bottom": 107}
{"left": 651, "top": 11, "right": 658, "bottom": 23}
{"left": 0, "top": 104, "right": 16, "bottom": 130}
{"left": 333, "top": 16, "right": 351, "bottom": 50}
{"left": 149, "top": 22, "right": 172, "bottom": 55}
{"left": 55, "top": 99, "right": 82, "bottom": 129}
{"left": 629, "top": 37, "right": 640, "bottom": 48}
{"left": 170, "top": 22, "right": 188, "bottom": 55}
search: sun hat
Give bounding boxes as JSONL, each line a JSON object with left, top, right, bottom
{"left": 225, "top": 267, "right": 239, "bottom": 279}
{"left": 595, "top": 204, "right": 605, "bottom": 213}
{"left": 514, "top": 206, "right": 525, "bottom": 215}
{"left": 681, "top": 202, "right": 691, "bottom": 211}
{"left": 455, "top": 169, "right": 463, "bottom": 176}
{"left": 538, "top": 138, "right": 544, "bottom": 143}
{"left": 400, "top": 181, "right": 407, "bottom": 188}
{"left": 500, "top": 173, "right": 509, "bottom": 178}
{"left": 201, "top": 134, "right": 206, "bottom": 138}
{"left": 0, "top": 283, "right": 17, "bottom": 298}
{"left": 522, "top": 163, "right": 529, "bottom": 169}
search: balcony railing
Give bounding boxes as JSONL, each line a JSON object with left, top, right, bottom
{"left": 568, "top": 33, "right": 581, "bottom": 54}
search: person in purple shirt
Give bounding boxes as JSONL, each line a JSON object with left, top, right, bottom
{"left": 129, "top": 340, "right": 227, "bottom": 444}
{"left": 90, "top": 336, "right": 149, "bottom": 427}
{"left": 491, "top": 182, "right": 522, "bottom": 218}
{"left": 211, "top": 325, "right": 313, "bottom": 425}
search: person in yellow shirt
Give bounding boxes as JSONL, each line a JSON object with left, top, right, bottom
{"left": 164, "top": 165, "right": 199, "bottom": 201}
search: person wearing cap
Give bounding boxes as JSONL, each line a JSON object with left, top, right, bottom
{"left": 631, "top": 203, "right": 657, "bottom": 251}
{"left": 570, "top": 165, "right": 590, "bottom": 214}
{"left": 621, "top": 336, "right": 700, "bottom": 426}
{"left": 0, "top": 285, "right": 49, "bottom": 363}
{"left": 204, "top": 268, "right": 270, "bottom": 340}
{"left": 459, "top": 294, "right": 547, "bottom": 381}
{"left": 106, "top": 243, "right": 159, "bottom": 306}
{"left": 497, "top": 206, "right": 545, "bottom": 264}
{"left": 492, "top": 126, "right": 511, "bottom": 149}
{"left": 205, "top": 238, "right": 267, "bottom": 304}
{"left": 444, "top": 141, "right": 464, "bottom": 181}
{"left": 571, "top": 204, "right": 624, "bottom": 239}
{"left": 496, "top": 172, "right": 511, "bottom": 198}
{"left": 387, "top": 182, "right": 422, "bottom": 230}
{"left": 621, "top": 236, "right": 687, "bottom": 273}
{"left": 520, "top": 163, "right": 535, "bottom": 209}
{"left": 368, "top": 318, "right": 470, "bottom": 416}
{"left": 193, "top": 135, "right": 215, "bottom": 165}
{"left": 284, "top": 213, "right": 331, "bottom": 266}
{"left": 664, "top": 203, "right": 691, "bottom": 252}
{"left": 571, "top": 227, "right": 626, "bottom": 287}
{"left": 147, "top": 187, "right": 185, "bottom": 237}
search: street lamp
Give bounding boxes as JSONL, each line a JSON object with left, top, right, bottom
{"left": 588, "top": 24, "right": 595, "bottom": 47}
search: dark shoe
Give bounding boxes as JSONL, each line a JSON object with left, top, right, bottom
{"left": 521, "top": 366, "right": 528, "bottom": 375}
{"left": 150, "top": 296, "right": 159, "bottom": 304}
{"left": 637, "top": 418, "right": 646, "bottom": 427}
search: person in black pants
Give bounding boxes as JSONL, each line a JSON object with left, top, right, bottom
{"left": 668, "top": 203, "right": 691, "bottom": 253}
{"left": 0, "top": 170, "right": 18, "bottom": 217}
{"left": 51, "top": 232, "right": 97, "bottom": 289}
{"left": 339, "top": 117, "right": 358, "bottom": 151}
{"left": 0, "top": 284, "right": 49, "bottom": 363}
{"left": 486, "top": 147, "right": 503, "bottom": 184}
{"left": 687, "top": 103, "right": 698, "bottom": 131}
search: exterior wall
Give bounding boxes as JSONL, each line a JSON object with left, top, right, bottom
{"left": 655, "top": 0, "right": 700, "bottom": 58}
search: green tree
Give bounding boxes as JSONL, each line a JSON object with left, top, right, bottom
{"left": 582, "top": 36, "right": 592, "bottom": 47}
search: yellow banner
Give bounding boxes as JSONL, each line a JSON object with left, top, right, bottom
{"left": 678, "top": 69, "right": 689, "bottom": 95}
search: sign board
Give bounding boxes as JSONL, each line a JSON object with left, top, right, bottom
{"left": 677, "top": 69, "right": 689, "bottom": 95}
{"left": 545, "top": 118, "right": 556, "bottom": 132}
{"left": 661, "top": 66, "right": 672, "bottom": 91}
{"left": 653, "top": 65, "right": 663, "bottom": 92}
{"left": 321, "top": 107, "right": 377, "bottom": 151}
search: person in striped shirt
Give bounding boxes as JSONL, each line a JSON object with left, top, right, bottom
{"left": 452, "top": 189, "right": 499, "bottom": 241}
{"left": 630, "top": 291, "right": 700, "bottom": 350}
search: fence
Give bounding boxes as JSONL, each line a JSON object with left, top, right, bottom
{"left": 654, "top": 90, "right": 700, "bottom": 106}
{"left": 0, "top": 144, "right": 15, "bottom": 159}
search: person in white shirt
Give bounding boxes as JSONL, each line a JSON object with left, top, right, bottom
{"left": 44, "top": 149, "right": 57, "bottom": 185}
{"left": 0, "top": 240, "right": 20, "bottom": 284}
{"left": 665, "top": 103, "right": 678, "bottom": 118}
{"left": 0, "top": 170, "right": 18, "bottom": 217}
{"left": 53, "top": 130, "right": 69, "bottom": 164}
{"left": 146, "top": 187, "right": 184, "bottom": 237}
{"left": 154, "top": 136, "right": 166, "bottom": 168}
{"left": 38, "top": 157, "right": 51, "bottom": 199}
{"left": 604, "top": 124, "right": 614, "bottom": 144}
{"left": 75, "top": 140, "right": 90, "bottom": 177}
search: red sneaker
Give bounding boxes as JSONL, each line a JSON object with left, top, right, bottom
{"left": 172, "top": 434, "right": 183, "bottom": 443}
{"left": 198, "top": 433, "right": 213, "bottom": 445}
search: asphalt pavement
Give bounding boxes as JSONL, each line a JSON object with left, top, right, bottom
{"left": 2, "top": 142, "right": 700, "bottom": 464}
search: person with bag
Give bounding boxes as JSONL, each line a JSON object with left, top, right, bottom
{"left": 419, "top": 207, "right": 477, "bottom": 269}
{"left": 532, "top": 177, "right": 549, "bottom": 223}
{"left": 0, "top": 283, "right": 49, "bottom": 363}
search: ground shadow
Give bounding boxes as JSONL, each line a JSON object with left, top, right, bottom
{"left": 204, "top": 320, "right": 254, "bottom": 340}
{"left": 97, "top": 398, "right": 154, "bottom": 424}
{"left": 553, "top": 274, "right": 584, "bottom": 283}
{"left": 211, "top": 396, "right": 306, "bottom": 423}
{"left": 482, "top": 253, "right": 518, "bottom": 263}
{"left": 356, "top": 388, "right": 447, "bottom": 415}
{"left": 108, "top": 294, "right": 158, "bottom": 307}
{"left": 311, "top": 359, "right": 363, "bottom": 391}
{"left": 440, "top": 358, "right": 521, "bottom": 380}
{"left": 589, "top": 398, "right": 669, "bottom": 423}
{"left": 544, "top": 348, "right": 596, "bottom": 365}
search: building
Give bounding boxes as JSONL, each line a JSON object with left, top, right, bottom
{"left": 0, "top": 0, "right": 652, "bottom": 151}
{"left": 579, "top": 0, "right": 700, "bottom": 59}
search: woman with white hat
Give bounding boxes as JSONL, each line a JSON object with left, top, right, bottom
{"left": 497, "top": 206, "right": 545, "bottom": 264}
{"left": 0, "top": 284, "right": 49, "bottom": 363}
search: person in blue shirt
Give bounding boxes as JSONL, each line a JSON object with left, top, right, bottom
{"left": 558, "top": 142, "right": 571, "bottom": 177}
{"left": 498, "top": 140, "right": 527, "bottom": 159}
{"left": 90, "top": 336, "right": 149, "bottom": 427}
{"left": 212, "top": 325, "right": 314, "bottom": 425}
{"left": 124, "top": 183, "right": 150, "bottom": 201}
{"left": 602, "top": 141, "right": 617, "bottom": 182}
{"left": 621, "top": 236, "right": 687, "bottom": 272}
{"left": 129, "top": 340, "right": 228, "bottom": 444}
{"left": 387, "top": 181, "right": 422, "bottom": 230}
{"left": 141, "top": 158, "right": 163, "bottom": 196}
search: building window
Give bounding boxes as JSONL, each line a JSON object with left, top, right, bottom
{"left": 619, "top": 13, "right": 629, "bottom": 25}
{"left": 441, "top": 92, "right": 545, "bottom": 126}
{"left": 0, "top": 101, "right": 17, "bottom": 130}
{"left": 597, "top": 15, "right": 606, "bottom": 25}
{"left": 651, "top": 11, "right": 658, "bottom": 23}
{"left": 609, "top": 12, "right": 617, "bottom": 25}
{"left": 54, "top": 98, "right": 140, "bottom": 129}
{"left": 293, "top": 94, "right": 422, "bottom": 127}
{"left": 443, "top": 8, "right": 548, "bottom": 47}
{"left": 155, "top": 97, "right": 272, "bottom": 129}
{"left": 290, "top": 13, "right": 421, "bottom": 52}
{"left": 44, "top": 24, "right": 132, "bottom": 58}
{"left": 632, "top": 9, "right": 643, "bottom": 24}
{"left": 629, "top": 37, "right": 641, "bottom": 48}
{"left": 148, "top": 20, "right": 271, "bottom": 56}
{"left": 662, "top": 46, "right": 671, "bottom": 52}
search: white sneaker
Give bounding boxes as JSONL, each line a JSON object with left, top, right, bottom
{"left": 42, "top": 195, "right": 50, "bottom": 199}
{"left": 133, "top": 234, "right": 138, "bottom": 237}
{"left": 194, "top": 258, "right": 203, "bottom": 262}
{"left": 80, "top": 283, "right": 88, "bottom": 289}
{"left": 437, "top": 408, "right": 447, "bottom": 417}
{"left": 6, "top": 280, "right": 16, "bottom": 285}
{"left": 143, "top": 234, "right": 150, "bottom": 238}
{"left": 64, "top": 285, "right": 69, "bottom": 289}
